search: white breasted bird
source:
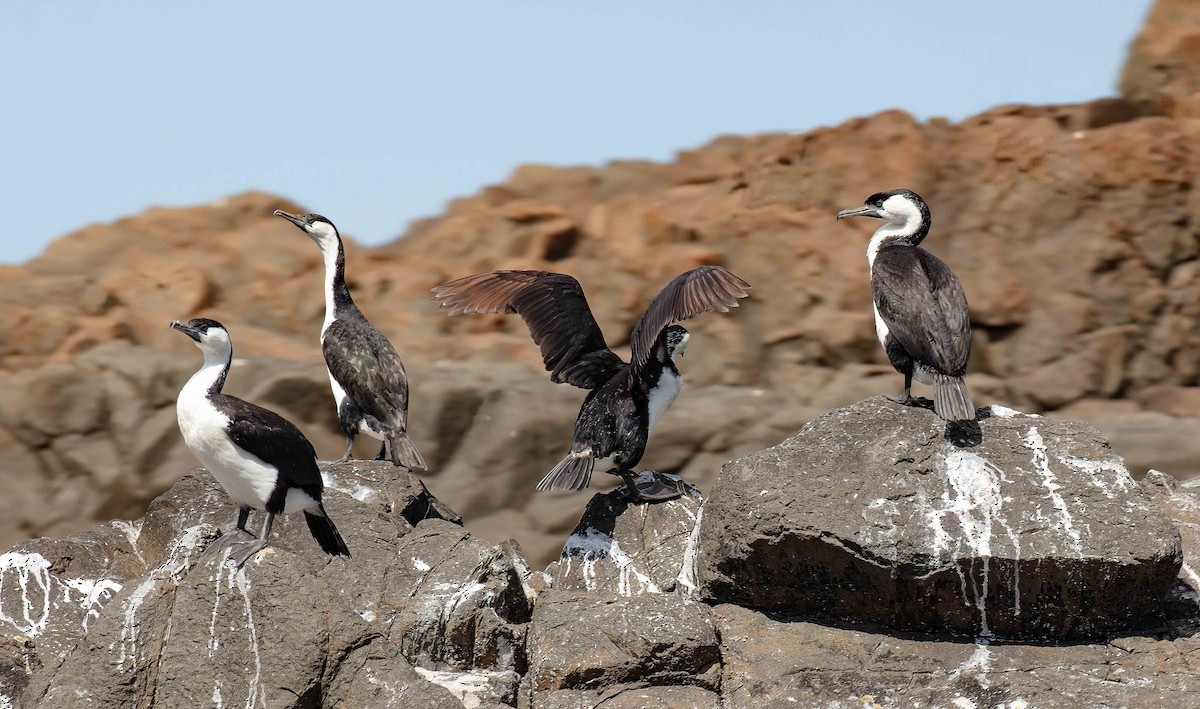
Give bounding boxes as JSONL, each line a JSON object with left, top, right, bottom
{"left": 837, "top": 189, "right": 975, "bottom": 422}
{"left": 274, "top": 210, "right": 426, "bottom": 470}
{"left": 433, "top": 266, "right": 750, "bottom": 502}
{"left": 171, "top": 318, "right": 350, "bottom": 567}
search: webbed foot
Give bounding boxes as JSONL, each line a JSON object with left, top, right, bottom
{"left": 619, "top": 471, "right": 685, "bottom": 503}
{"left": 227, "top": 539, "right": 269, "bottom": 569}
{"left": 200, "top": 527, "right": 255, "bottom": 560}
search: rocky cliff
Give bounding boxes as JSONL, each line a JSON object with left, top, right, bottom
{"left": 2, "top": 1, "right": 1200, "bottom": 570}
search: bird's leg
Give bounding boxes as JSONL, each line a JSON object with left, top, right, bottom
{"left": 204, "top": 507, "right": 255, "bottom": 558}
{"left": 235, "top": 506, "right": 252, "bottom": 535}
{"left": 374, "top": 441, "right": 388, "bottom": 461}
{"left": 335, "top": 436, "right": 355, "bottom": 463}
{"left": 618, "top": 469, "right": 684, "bottom": 503}
{"left": 229, "top": 512, "right": 275, "bottom": 568}
{"left": 887, "top": 371, "right": 915, "bottom": 406}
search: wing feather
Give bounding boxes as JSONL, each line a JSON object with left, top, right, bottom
{"left": 322, "top": 320, "right": 410, "bottom": 429}
{"left": 872, "top": 247, "right": 971, "bottom": 375}
{"left": 220, "top": 396, "right": 323, "bottom": 490}
{"left": 433, "top": 270, "right": 624, "bottom": 389}
{"left": 629, "top": 266, "right": 751, "bottom": 368}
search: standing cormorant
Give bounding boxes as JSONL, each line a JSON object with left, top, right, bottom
{"left": 837, "top": 189, "right": 975, "bottom": 422}
{"left": 275, "top": 210, "right": 427, "bottom": 469}
{"left": 171, "top": 318, "right": 350, "bottom": 567}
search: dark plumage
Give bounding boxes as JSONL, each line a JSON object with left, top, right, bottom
{"left": 275, "top": 210, "right": 426, "bottom": 469}
{"left": 434, "top": 266, "right": 750, "bottom": 501}
{"left": 837, "top": 189, "right": 975, "bottom": 422}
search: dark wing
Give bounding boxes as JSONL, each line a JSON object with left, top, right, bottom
{"left": 323, "top": 318, "right": 409, "bottom": 429}
{"left": 629, "top": 266, "right": 751, "bottom": 368}
{"left": 220, "top": 395, "right": 322, "bottom": 489}
{"left": 872, "top": 247, "right": 971, "bottom": 375}
{"left": 432, "top": 270, "right": 625, "bottom": 389}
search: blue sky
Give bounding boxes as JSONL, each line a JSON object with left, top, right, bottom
{"left": 1, "top": 1, "right": 1151, "bottom": 264}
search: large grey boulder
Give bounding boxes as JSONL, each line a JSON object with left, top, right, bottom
{"left": 696, "top": 398, "right": 1183, "bottom": 639}
{"left": 5, "top": 461, "right": 529, "bottom": 708}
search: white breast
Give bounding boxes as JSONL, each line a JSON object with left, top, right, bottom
{"left": 647, "top": 369, "right": 683, "bottom": 432}
{"left": 176, "top": 367, "right": 285, "bottom": 512}
{"left": 327, "top": 367, "right": 349, "bottom": 410}
{"left": 872, "top": 301, "right": 891, "bottom": 348}
{"left": 326, "top": 366, "right": 385, "bottom": 440}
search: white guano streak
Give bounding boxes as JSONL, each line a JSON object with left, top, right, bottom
{"left": 1023, "top": 427, "right": 1083, "bottom": 555}
{"left": 561, "top": 528, "right": 661, "bottom": 596}
{"left": 927, "top": 451, "right": 1022, "bottom": 637}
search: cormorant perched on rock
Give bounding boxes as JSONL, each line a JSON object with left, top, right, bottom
{"left": 171, "top": 318, "right": 350, "bottom": 567}
{"left": 837, "top": 189, "right": 975, "bottom": 422}
{"left": 433, "top": 266, "right": 750, "bottom": 501}
{"left": 275, "top": 210, "right": 427, "bottom": 469}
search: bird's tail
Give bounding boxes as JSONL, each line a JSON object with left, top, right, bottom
{"left": 387, "top": 431, "right": 428, "bottom": 470}
{"left": 536, "top": 452, "right": 594, "bottom": 492}
{"left": 305, "top": 506, "right": 351, "bottom": 557}
{"left": 933, "top": 374, "right": 976, "bottom": 422}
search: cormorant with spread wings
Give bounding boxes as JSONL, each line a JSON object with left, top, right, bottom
{"left": 433, "top": 266, "right": 750, "bottom": 501}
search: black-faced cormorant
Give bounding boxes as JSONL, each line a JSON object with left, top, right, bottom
{"left": 274, "top": 210, "right": 427, "bottom": 470}
{"left": 432, "top": 266, "right": 750, "bottom": 501}
{"left": 837, "top": 189, "right": 975, "bottom": 422}
{"left": 171, "top": 318, "right": 350, "bottom": 567}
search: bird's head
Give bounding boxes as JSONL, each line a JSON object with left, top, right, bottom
{"left": 664, "top": 324, "right": 690, "bottom": 361}
{"left": 836, "top": 189, "right": 930, "bottom": 245}
{"left": 274, "top": 210, "right": 340, "bottom": 252}
{"left": 170, "top": 318, "right": 232, "bottom": 358}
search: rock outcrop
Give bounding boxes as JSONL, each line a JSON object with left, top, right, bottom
{"left": 696, "top": 399, "right": 1182, "bottom": 639}
{"left": 5, "top": 462, "right": 527, "bottom": 708}
{"left": 1, "top": 408, "right": 1199, "bottom": 707}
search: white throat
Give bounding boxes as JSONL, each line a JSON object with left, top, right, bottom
{"left": 866, "top": 219, "right": 920, "bottom": 269}
{"left": 867, "top": 197, "right": 924, "bottom": 269}
{"left": 180, "top": 349, "right": 228, "bottom": 401}
{"left": 317, "top": 238, "right": 340, "bottom": 336}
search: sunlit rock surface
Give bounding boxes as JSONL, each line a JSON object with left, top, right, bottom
{"left": 1, "top": 427, "right": 1199, "bottom": 707}
{"left": 5, "top": 462, "right": 527, "bottom": 708}
{"left": 697, "top": 398, "right": 1183, "bottom": 639}
{"left": 549, "top": 472, "right": 704, "bottom": 597}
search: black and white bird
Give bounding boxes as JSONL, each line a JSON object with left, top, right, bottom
{"left": 433, "top": 266, "right": 750, "bottom": 501}
{"left": 274, "top": 210, "right": 426, "bottom": 470}
{"left": 171, "top": 318, "right": 350, "bottom": 567}
{"left": 837, "top": 189, "right": 975, "bottom": 422}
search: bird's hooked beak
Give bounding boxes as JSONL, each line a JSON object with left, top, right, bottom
{"left": 169, "top": 320, "right": 203, "bottom": 342}
{"left": 274, "top": 209, "right": 307, "bottom": 229}
{"left": 836, "top": 205, "right": 884, "bottom": 221}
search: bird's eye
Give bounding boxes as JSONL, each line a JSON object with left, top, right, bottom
{"left": 874, "top": 199, "right": 885, "bottom": 208}
{"left": 306, "top": 218, "right": 315, "bottom": 226}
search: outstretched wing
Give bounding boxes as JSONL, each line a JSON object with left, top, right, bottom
{"left": 629, "top": 266, "right": 751, "bottom": 368}
{"left": 871, "top": 247, "right": 971, "bottom": 376}
{"left": 220, "top": 396, "right": 323, "bottom": 491}
{"left": 432, "top": 270, "right": 625, "bottom": 389}
{"left": 322, "top": 319, "right": 410, "bottom": 429}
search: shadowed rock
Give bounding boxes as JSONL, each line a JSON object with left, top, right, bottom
{"left": 697, "top": 399, "right": 1183, "bottom": 640}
